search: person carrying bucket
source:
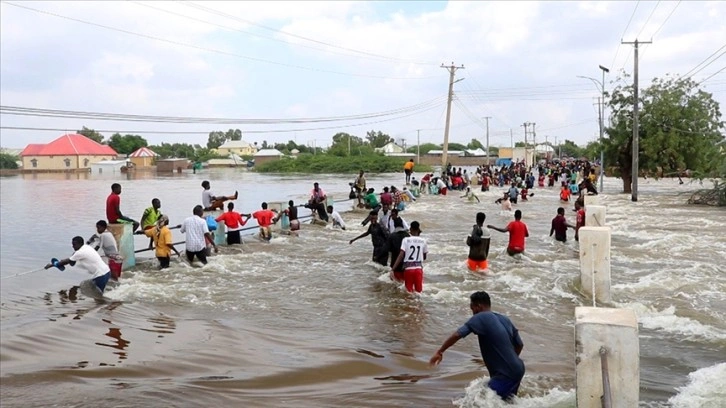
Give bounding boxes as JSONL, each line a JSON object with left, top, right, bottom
{"left": 45, "top": 236, "right": 112, "bottom": 296}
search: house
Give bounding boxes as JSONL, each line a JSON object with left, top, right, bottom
{"left": 253, "top": 149, "right": 284, "bottom": 166}
{"left": 20, "top": 133, "right": 117, "bottom": 172}
{"left": 156, "top": 158, "right": 189, "bottom": 173}
{"left": 215, "top": 140, "right": 257, "bottom": 157}
{"left": 128, "top": 147, "right": 158, "bottom": 167}
{"left": 90, "top": 160, "right": 130, "bottom": 175}
{"left": 207, "top": 154, "right": 248, "bottom": 168}
{"left": 465, "top": 148, "right": 487, "bottom": 157}
{"left": 425, "top": 150, "right": 465, "bottom": 157}
{"left": 374, "top": 142, "right": 407, "bottom": 156}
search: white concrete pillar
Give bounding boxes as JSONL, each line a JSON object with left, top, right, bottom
{"left": 585, "top": 205, "right": 606, "bottom": 227}
{"left": 579, "top": 227, "right": 611, "bottom": 304}
{"left": 575, "top": 306, "right": 639, "bottom": 408}
{"left": 267, "top": 202, "right": 288, "bottom": 231}
{"left": 584, "top": 194, "right": 601, "bottom": 207}
{"left": 107, "top": 223, "right": 135, "bottom": 270}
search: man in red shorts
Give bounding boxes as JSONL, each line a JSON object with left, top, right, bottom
{"left": 391, "top": 221, "right": 428, "bottom": 293}
{"left": 488, "top": 210, "right": 529, "bottom": 256}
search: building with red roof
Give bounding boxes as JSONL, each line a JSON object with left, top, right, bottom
{"left": 128, "top": 146, "right": 158, "bottom": 168}
{"left": 20, "top": 133, "right": 118, "bottom": 171}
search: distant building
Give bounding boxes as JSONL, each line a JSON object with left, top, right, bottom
{"left": 90, "top": 160, "right": 130, "bottom": 175}
{"left": 156, "top": 158, "right": 189, "bottom": 173}
{"left": 128, "top": 147, "right": 158, "bottom": 167}
{"left": 465, "top": 148, "right": 487, "bottom": 157}
{"left": 374, "top": 142, "right": 408, "bottom": 156}
{"left": 215, "top": 140, "right": 257, "bottom": 157}
{"left": 425, "top": 150, "right": 465, "bottom": 157}
{"left": 20, "top": 134, "right": 117, "bottom": 172}
{"left": 253, "top": 149, "right": 284, "bottom": 166}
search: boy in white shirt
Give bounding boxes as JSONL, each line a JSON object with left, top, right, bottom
{"left": 45, "top": 236, "right": 111, "bottom": 296}
{"left": 326, "top": 205, "right": 346, "bottom": 230}
{"left": 391, "top": 221, "right": 428, "bottom": 293}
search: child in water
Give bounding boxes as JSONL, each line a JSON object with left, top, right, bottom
{"left": 461, "top": 187, "right": 481, "bottom": 203}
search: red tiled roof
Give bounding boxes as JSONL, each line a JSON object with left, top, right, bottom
{"left": 20, "top": 134, "right": 117, "bottom": 156}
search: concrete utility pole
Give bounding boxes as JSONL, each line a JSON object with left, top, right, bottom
{"left": 483, "top": 116, "right": 491, "bottom": 166}
{"left": 510, "top": 128, "right": 513, "bottom": 149}
{"left": 532, "top": 122, "right": 537, "bottom": 166}
{"left": 598, "top": 64, "right": 609, "bottom": 193}
{"left": 521, "top": 123, "right": 530, "bottom": 167}
{"left": 441, "top": 62, "right": 465, "bottom": 168}
{"left": 416, "top": 129, "right": 421, "bottom": 164}
{"left": 622, "top": 39, "right": 651, "bottom": 202}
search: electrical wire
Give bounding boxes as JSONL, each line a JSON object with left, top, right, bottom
{"left": 698, "top": 66, "right": 726, "bottom": 85}
{"left": 4, "top": 2, "right": 436, "bottom": 80}
{"left": 683, "top": 45, "right": 726, "bottom": 78}
{"left": 636, "top": 1, "right": 660, "bottom": 39}
{"left": 0, "top": 97, "right": 447, "bottom": 124}
{"left": 179, "top": 1, "right": 438, "bottom": 66}
{"left": 611, "top": 1, "right": 641, "bottom": 69}
{"left": 649, "top": 0, "right": 681, "bottom": 39}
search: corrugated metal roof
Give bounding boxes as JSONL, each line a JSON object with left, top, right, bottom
{"left": 20, "top": 134, "right": 117, "bottom": 156}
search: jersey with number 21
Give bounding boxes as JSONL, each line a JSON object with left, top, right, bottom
{"left": 401, "top": 236, "right": 428, "bottom": 267}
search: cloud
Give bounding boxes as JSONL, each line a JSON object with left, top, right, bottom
{"left": 1, "top": 1, "right": 724, "bottom": 149}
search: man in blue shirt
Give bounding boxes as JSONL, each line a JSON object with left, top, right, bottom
{"left": 430, "top": 291, "right": 525, "bottom": 401}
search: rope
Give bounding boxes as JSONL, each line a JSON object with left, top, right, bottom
{"left": 0, "top": 267, "right": 47, "bottom": 280}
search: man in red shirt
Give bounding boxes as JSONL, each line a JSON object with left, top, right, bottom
{"left": 250, "top": 202, "right": 277, "bottom": 242}
{"left": 488, "top": 210, "right": 529, "bottom": 256}
{"left": 216, "top": 202, "right": 248, "bottom": 245}
{"left": 105, "top": 183, "right": 140, "bottom": 232}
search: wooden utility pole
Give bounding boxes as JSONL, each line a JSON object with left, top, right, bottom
{"left": 441, "top": 62, "right": 464, "bottom": 168}
{"left": 622, "top": 39, "right": 651, "bottom": 201}
{"left": 416, "top": 129, "right": 421, "bottom": 164}
{"left": 483, "top": 116, "right": 491, "bottom": 165}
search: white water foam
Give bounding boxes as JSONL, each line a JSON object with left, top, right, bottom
{"left": 668, "top": 363, "right": 726, "bottom": 408}
{"left": 453, "top": 377, "right": 575, "bottom": 408}
{"left": 616, "top": 302, "right": 726, "bottom": 342}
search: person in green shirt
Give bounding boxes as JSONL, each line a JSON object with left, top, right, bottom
{"left": 361, "top": 188, "right": 381, "bottom": 226}
{"left": 140, "top": 198, "right": 162, "bottom": 249}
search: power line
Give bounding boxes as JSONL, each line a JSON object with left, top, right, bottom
{"left": 650, "top": 0, "right": 681, "bottom": 39}
{"left": 683, "top": 45, "right": 726, "bottom": 78}
{"left": 636, "top": 1, "right": 660, "bottom": 39}
{"left": 698, "top": 66, "right": 726, "bottom": 85}
{"left": 132, "top": 1, "right": 423, "bottom": 66}
{"left": 0, "top": 97, "right": 446, "bottom": 124}
{"left": 611, "top": 1, "right": 642, "bottom": 69}
{"left": 0, "top": 101, "right": 446, "bottom": 136}
{"left": 4, "top": 2, "right": 436, "bottom": 80}
{"left": 179, "top": 1, "right": 438, "bottom": 66}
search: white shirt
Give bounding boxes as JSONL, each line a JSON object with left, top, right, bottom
{"left": 378, "top": 210, "right": 391, "bottom": 230}
{"left": 400, "top": 236, "right": 428, "bottom": 269}
{"left": 329, "top": 210, "right": 346, "bottom": 229}
{"left": 202, "top": 190, "right": 214, "bottom": 208}
{"left": 436, "top": 179, "right": 447, "bottom": 189}
{"left": 387, "top": 216, "right": 409, "bottom": 234}
{"left": 94, "top": 231, "right": 119, "bottom": 257}
{"left": 181, "top": 215, "right": 210, "bottom": 252}
{"left": 70, "top": 245, "right": 110, "bottom": 279}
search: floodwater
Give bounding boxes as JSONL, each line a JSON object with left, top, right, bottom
{"left": 1, "top": 169, "right": 724, "bottom": 408}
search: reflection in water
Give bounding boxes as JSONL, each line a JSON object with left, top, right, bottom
{"left": 95, "top": 327, "right": 130, "bottom": 360}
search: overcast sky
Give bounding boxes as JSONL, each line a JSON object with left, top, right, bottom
{"left": 1, "top": 1, "right": 724, "bottom": 150}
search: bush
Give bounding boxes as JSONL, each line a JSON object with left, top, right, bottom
{"left": 256, "top": 153, "right": 432, "bottom": 174}
{"left": 0, "top": 153, "right": 19, "bottom": 169}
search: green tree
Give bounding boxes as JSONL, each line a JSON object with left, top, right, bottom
{"left": 226, "top": 129, "right": 242, "bottom": 141}
{"left": 0, "top": 152, "right": 19, "bottom": 169}
{"left": 328, "top": 132, "right": 368, "bottom": 156}
{"left": 207, "top": 131, "right": 227, "bottom": 149}
{"left": 448, "top": 142, "right": 468, "bottom": 151}
{"left": 605, "top": 74, "right": 724, "bottom": 193}
{"left": 107, "top": 133, "right": 148, "bottom": 155}
{"left": 489, "top": 146, "right": 499, "bottom": 156}
{"left": 77, "top": 126, "right": 105, "bottom": 144}
{"left": 559, "top": 139, "right": 584, "bottom": 158}
{"left": 406, "top": 143, "right": 440, "bottom": 155}
{"left": 467, "top": 138, "right": 484, "bottom": 149}
{"left": 514, "top": 141, "right": 526, "bottom": 147}
{"left": 365, "top": 130, "right": 393, "bottom": 148}
{"left": 148, "top": 142, "right": 196, "bottom": 159}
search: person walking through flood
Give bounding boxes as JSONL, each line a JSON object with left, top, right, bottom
{"left": 390, "top": 221, "right": 427, "bottom": 293}
{"left": 387, "top": 217, "right": 410, "bottom": 283}
{"left": 550, "top": 207, "right": 575, "bottom": 243}
{"left": 181, "top": 205, "right": 217, "bottom": 265}
{"left": 251, "top": 202, "right": 277, "bottom": 242}
{"left": 429, "top": 291, "right": 525, "bottom": 401}
{"left": 153, "top": 215, "right": 180, "bottom": 269}
{"left": 106, "top": 183, "right": 140, "bottom": 232}
{"left": 349, "top": 210, "right": 389, "bottom": 266}
{"left": 87, "top": 220, "right": 123, "bottom": 280}
{"left": 467, "top": 212, "right": 491, "bottom": 273}
{"left": 45, "top": 236, "right": 113, "bottom": 297}
{"left": 488, "top": 209, "right": 529, "bottom": 256}
{"left": 201, "top": 180, "right": 238, "bottom": 211}
{"left": 307, "top": 182, "right": 329, "bottom": 222}
{"left": 216, "top": 202, "right": 248, "bottom": 245}
{"left": 404, "top": 159, "right": 415, "bottom": 184}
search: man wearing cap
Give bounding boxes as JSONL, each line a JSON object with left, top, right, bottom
{"left": 391, "top": 221, "right": 427, "bottom": 292}
{"left": 349, "top": 210, "right": 389, "bottom": 266}
{"left": 430, "top": 291, "right": 525, "bottom": 401}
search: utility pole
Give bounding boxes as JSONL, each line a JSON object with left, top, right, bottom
{"left": 347, "top": 134, "right": 351, "bottom": 156}
{"left": 416, "top": 129, "right": 421, "bottom": 164}
{"left": 441, "top": 62, "right": 465, "bottom": 168}
{"left": 521, "top": 123, "right": 529, "bottom": 167}
{"left": 532, "top": 122, "right": 537, "bottom": 167}
{"left": 483, "top": 116, "right": 491, "bottom": 166}
{"left": 622, "top": 39, "right": 651, "bottom": 201}
{"left": 510, "top": 128, "right": 513, "bottom": 149}
{"left": 598, "top": 64, "right": 609, "bottom": 193}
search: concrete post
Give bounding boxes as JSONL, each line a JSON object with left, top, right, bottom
{"left": 585, "top": 205, "right": 606, "bottom": 227}
{"left": 267, "top": 202, "right": 289, "bottom": 232}
{"left": 584, "top": 194, "right": 601, "bottom": 207}
{"left": 579, "top": 227, "right": 611, "bottom": 304}
{"left": 575, "top": 306, "right": 639, "bottom": 408}
{"left": 107, "top": 223, "right": 135, "bottom": 270}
